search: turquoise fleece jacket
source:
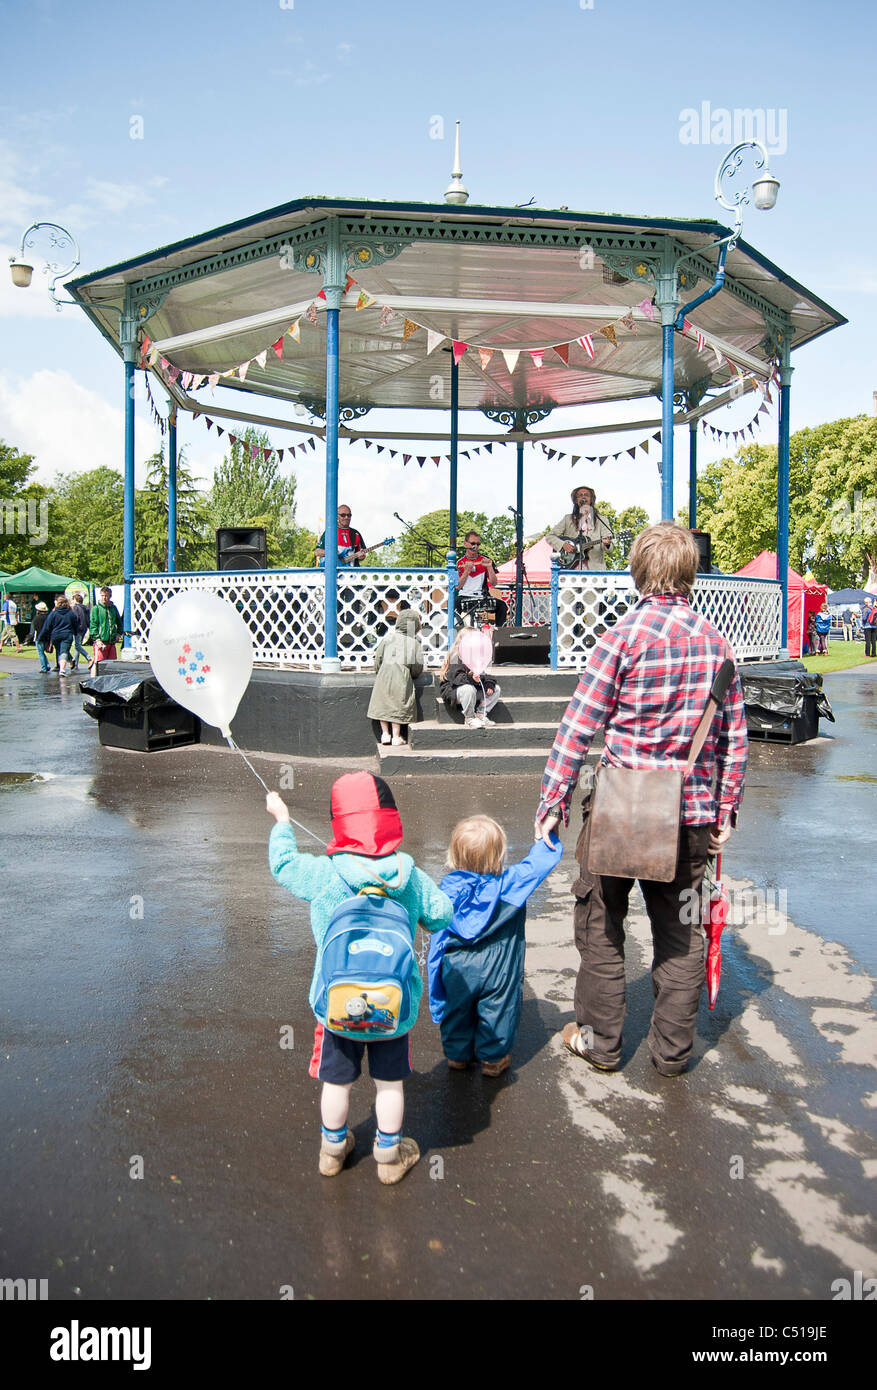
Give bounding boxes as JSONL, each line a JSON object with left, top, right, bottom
{"left": 268, "top": 821, "right": 453, "bottom": 1034}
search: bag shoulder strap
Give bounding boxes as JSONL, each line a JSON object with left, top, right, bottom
{"left": 685, "top": 657, "right": 736, "bottom": 774}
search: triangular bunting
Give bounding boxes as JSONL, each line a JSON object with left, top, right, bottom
{"left": 402, "top": 319, "right": 419, "bottom": 341}
{"left": 502, "top": 349, "right": 520, "bottom": 375}
{"left": 529, "top": 349, "right": 544, "bottom": 369}
{"left": 452, "top": 340, "right": 467, "bottom": 365}
{"left": 306, "top": 303, "right": 319, "bottom": 325}
{"left": 288, "top": 319, "right": 301, "bottom": 341}
{"left": 637, "top": 298, "right": 656, "bottom": 321}
{"left": 355, "top": 289, "right": 375, "bottom": 311}
{"left": 599, "top": 324, "right": 617, "bottom": 348}
{"left": 238, "top": 362, "right": 249, "bottom": 381}
{"left": 255, "top": 350, "right": 268, "bottom": 369}
{"left": 553, "top": 343, "right": 570, "bottom": 365}
{"left": 477, "top": 347, "right": 494, "bottom": 370}
{"left": 577, "top": 335, "right": 595, "bottom": 359}
{"left": 426, "top": 329, "right": 445, "bottom": 356}
{"left": 380, "top": 305, "right": 395, "bottom": 328}
{"left": 271, "top": 337, "right": 284, "bottom": 358}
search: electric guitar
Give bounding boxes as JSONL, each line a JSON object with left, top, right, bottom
{"left": 317, "top": 537, "right": 395, "bottom": 568}
{"left": 555, "top": 533, "right": 613, "bottom": 569}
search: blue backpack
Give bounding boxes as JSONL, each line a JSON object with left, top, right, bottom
{"left": 313, "top": 879, "right": 417, "bottom": 1041}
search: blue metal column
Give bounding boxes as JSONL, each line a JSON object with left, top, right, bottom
{"left": 167, "top": 402, "right": 177, "bottom": 573}
{"left": 446, "top": 553, "right": 457, "bottom": 650}
{"left": 776, "top": 337, "right": 793, "bottom": 655}
{"left": 449, "top": 355, "right": 459, "bottom": 555}
{"left": 122, "top": 357, "right": 136, "bottom": 644}
{"left": 660, "top": 322, "right": 675, "bottom": 520}
{"left": 321, "top": 220, "right": 345, "bottom": 672}
{"left": 549, "top": 554, "right": 559, "bottom": 669}
{"left": 515, "top": 438, "right": 525, "bottom": 625}
{"left": 688, "top": 420, "right": 697, "bottom": 529}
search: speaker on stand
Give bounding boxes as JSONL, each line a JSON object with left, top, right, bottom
{"left": 216, "top": 527, "right": 268, "bottom": 571}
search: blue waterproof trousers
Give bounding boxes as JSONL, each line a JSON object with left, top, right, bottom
{"left": 439, "top": 914, "right": 526, "bottom": 1063}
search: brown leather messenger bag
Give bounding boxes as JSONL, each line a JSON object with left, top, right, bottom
{"left": 586, "top": 658, "right": 736, "bottom": 883}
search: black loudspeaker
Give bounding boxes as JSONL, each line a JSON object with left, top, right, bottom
{"left": 691, "top": 530, "right": 712, "bottom": 573}
{"left": 216, "top": 526, "right": 267, "bottom": 571}
{"left": 492, "top": 625, "right": 551, "bottom": 665}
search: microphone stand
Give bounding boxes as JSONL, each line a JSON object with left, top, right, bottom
{"left": 393, "top": 512, "right": 443, "bottom": 566}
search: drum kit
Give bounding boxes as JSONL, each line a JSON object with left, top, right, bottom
{"left": 457, "top": 594, "right": 498, "bottom": 628}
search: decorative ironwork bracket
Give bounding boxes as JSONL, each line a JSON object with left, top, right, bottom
{"left": 482, "top": 403, "right": 555, "bottom": 431}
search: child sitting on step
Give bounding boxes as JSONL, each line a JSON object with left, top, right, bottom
{"left": 439, "top": 631, "right": 501, "bottom": 729}
{"left": 427, "top": 815, "right": 562, "bottom": 1077}
{"left": 267, "top": 772, "right": 452, "bottom": 1184}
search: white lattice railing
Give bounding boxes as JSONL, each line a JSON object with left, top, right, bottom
{"left": 555, "top": 572, "right": 782, "bottom": 667}
{"left": 493, "top": 583, "right": 551, "bottom": 626}
{"left": 131, "top": 568, "right": 450, "bottom": 669}
{"left": 130, "top": 569, "right": 781, "bottom": 670}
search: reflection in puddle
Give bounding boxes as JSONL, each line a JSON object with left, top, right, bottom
{"left": 0, "top": 772, "right": 53, "bottom": 789}
{"left": 835, "top": 773, "right": 877, "bottom": 783}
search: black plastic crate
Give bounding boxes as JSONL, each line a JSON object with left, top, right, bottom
{"left": 93, "top": 700, "right": 196, "bottom": 752}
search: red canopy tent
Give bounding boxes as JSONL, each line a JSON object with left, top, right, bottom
{"left": 496, "top": 537, "right": 555, "bottom": 585}
{"left": 735, "top": 551, "right": 826, "bottom": 657}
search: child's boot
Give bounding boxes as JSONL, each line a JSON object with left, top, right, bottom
{"left": 373, "top": 1133, "right": 420, "bottom": 1185}
{"left": 481, "top": 1054, "right": 511, "bottom": 1077}
{"left": 319, "top": 1127, "right": 355, "bottom": 1177}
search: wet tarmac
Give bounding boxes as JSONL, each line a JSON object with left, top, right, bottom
{"left": 0, "top": 661, "right": 874, "bottom": 1300}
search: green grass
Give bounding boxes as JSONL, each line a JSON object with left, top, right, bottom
{"left": 802, "top": 643, "right": 875, "bottom": 675}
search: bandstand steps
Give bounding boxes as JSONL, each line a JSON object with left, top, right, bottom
{"left": 433, "top": 694, "right": 572, "bottom": 725}
{"left": 377, "top": 744, "right": 600, "bottom": 777}
{"left": 409, "top": 720, "right": 560, "bottom": 752}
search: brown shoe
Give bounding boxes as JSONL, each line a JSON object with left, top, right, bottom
{"left": 318, "top": 1128, "right": 355, "bottom": 1177}
{"left": 446, "top": 1057, "right": 472, "bottom": 1070}
{"left": 374, "top": 1136, "right": 420, "bottom": 1185}
{"left": 560, "top": 1022, "right": 619, "bottom": 1072}
{"left": 481, "top": 1055, "right": 510, "bottom": 1077}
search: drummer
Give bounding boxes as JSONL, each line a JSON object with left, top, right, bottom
{"left": 456, "top": 530, "right": 508, "bottom": 627}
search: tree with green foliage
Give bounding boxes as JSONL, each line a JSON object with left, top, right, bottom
{"left": 397, "top": 509, "right": 516, "bottom": 567}
{"left": 135, "top": 448, "right": 212, "bottom": 573}
{"left": 43, "top": 466, "right": 124, "bottom": 584}
{"left": 0, "top": 441, "right": 50, "bottom": 575}
{"left": 595, "top": 501, "right": 650, "bottom": 570}
{"left": 681, "top": 417, "right": 873, "bottom": 585}
{"left": 209, "top": 427, "right": 315, "bottom": 567}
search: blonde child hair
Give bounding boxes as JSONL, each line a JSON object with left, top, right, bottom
{"left": 446, "top": 815, "right": 507, "bottom": 876}
{"left": 439, "top": 629, "right": 466, "bottom": 683}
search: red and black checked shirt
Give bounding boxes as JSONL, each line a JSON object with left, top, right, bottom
{"left": 538, "top": 593, "right": 748, "bottom": 828}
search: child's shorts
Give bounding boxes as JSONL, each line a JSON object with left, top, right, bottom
{"left": 308, "top": 1023, "right": 412, "bottom": 1084}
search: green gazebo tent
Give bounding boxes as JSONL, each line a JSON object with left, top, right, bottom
{"left": 1, "top": 565, "right": 81, "bottom": 594}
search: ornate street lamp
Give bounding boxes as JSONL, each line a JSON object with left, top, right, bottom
{"left": 715, "top": 140, "right": 780, "bottom": 236}
{"left": 8, "top": 221, "right": 81, "bottom": 309}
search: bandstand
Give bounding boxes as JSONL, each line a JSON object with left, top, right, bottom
{"left": 64, "top": 152, "right": 845, "bottom": 756}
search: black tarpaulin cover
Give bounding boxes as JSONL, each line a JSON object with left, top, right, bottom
{"left": 79, "top": 674, "right": 170, "bottom": 706}
{"left": 740, "top": 665, "right": 835, "bottom": 723}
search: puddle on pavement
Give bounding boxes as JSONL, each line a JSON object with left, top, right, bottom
{"left": 835, "top": 773, "right": 877, "bottom": 783}
{"left": 0, "top": 772, "right": 54, "bottom": 789}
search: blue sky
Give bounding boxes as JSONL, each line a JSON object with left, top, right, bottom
{"left": 1, "top": 0, "right": 873, "bottom": 552}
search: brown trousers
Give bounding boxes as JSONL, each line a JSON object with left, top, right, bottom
{"left": 571, "top": 797, "right": 711, "bottom": 1072}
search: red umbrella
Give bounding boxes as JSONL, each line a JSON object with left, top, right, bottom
{"left": 705, "top": 854, "right": 729, "bottom": 1010}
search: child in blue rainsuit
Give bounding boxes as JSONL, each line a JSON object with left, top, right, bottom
{"left": 428, "top": 815, "right": 562, "bottom": 1077}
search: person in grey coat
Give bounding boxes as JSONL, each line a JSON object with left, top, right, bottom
{"left": 367, "top": 610, "right": 424, "bottom": 746}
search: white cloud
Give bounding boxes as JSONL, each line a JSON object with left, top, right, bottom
{"left": 0, "top": 369, "right": 159, "bottom": 485}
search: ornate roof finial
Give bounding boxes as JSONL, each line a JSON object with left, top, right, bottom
{"left": 444, "top": 122, "right": 469, "bottom": 205}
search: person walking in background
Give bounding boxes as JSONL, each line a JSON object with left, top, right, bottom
{"left": 842, "top": 607, "right": 853, "bottom": 642}
{"left": 27, "top": 601, "right": 51, "bottom": 672}
{"left": 864, "top": 600, "right": 877, "bottom": 659}
{"left": 367, "top": 609, "right": 424, "bottom": 747}
{"left": 69, "top": 592, "right": 91, "bottom": 671}
{"left": 814, "top": 603, "right": 831, "bottom": 655}
{"left": 89, "top": 586, "right": 123, "bottom": 674}
{"left": 38, "top": 596, "right": 79, "bottom": 676}
{"left": 1, "top": 593, "right": 21, "bottom": 652}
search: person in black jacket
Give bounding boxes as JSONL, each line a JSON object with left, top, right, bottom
{"left": 38, "top": 597, "right": 80, "bottom": 676}
{"left": 438, "top": 632, "right": 501, "bottom": 729}
{"left": 27, "top": 602, "right": 51, "bottom": 672}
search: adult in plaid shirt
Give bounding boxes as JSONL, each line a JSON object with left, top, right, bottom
{"left": 535, "top": 523, "right": 748, "bottom": 1076}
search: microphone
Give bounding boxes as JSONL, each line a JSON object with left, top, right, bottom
{"left": 508, "top": 506, "right": 522, "bottom": 518}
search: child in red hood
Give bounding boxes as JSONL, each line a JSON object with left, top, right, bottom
{"left": 267, "top": 771, "right": 452, "bottom": 1184}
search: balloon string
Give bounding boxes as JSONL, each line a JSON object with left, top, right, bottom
{"left": 225, "top": 735, "right": 327, "bottom": 848}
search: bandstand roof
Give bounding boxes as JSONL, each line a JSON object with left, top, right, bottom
{"left": 67, "top": 197, "right": 845, "bottom": 422}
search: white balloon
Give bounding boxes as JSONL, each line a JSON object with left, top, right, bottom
{"left": 148, "top": 591, "right": 254, "bottom": 737}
